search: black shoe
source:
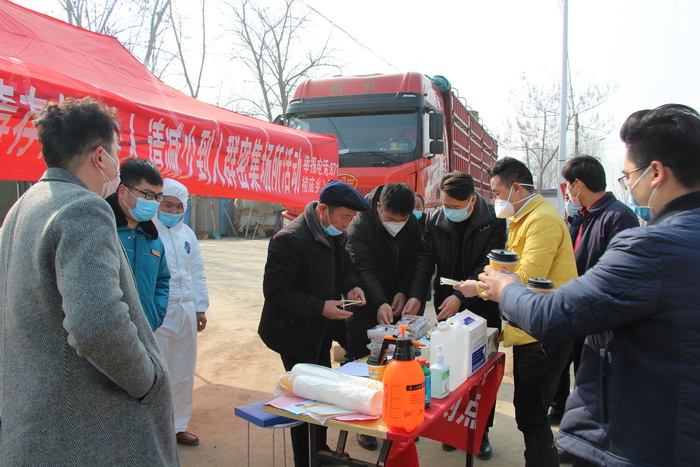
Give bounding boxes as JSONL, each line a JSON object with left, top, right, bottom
{"left": 414, "top": 436, "right": 420, "bottom": 442}
{"left": 558, "top": 449, "right": 575, "bottom": 464}
{"left": 441, "top": 443, "right": 457, "bottom": 452}
{"left": 356, "top": 433, "right": 378, "bottom": 451}
{"left": 477, "top": 432, "right": 493, "bottom": 460}
{"left": 547, "top": 409, "right": 563, "bottom": 426}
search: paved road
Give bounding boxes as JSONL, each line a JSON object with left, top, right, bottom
{"left": 177, "top": 237, "right": 547, "bottom": 466}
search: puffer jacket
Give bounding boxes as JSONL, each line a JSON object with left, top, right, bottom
{"left": 499, "top": 191, "right": 700, "bottom": 466}
{"left": 346, "top": 185, "right": 421, "bottom": 313}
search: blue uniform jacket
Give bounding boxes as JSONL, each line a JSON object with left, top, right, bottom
{"left": 107, "top": 194, "right": 170, "bottom": 331}
{"left": 499, "top": 191, "right": 700, "bottom": 466}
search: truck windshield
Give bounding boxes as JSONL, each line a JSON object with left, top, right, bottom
{"left": 290, "top": 112, "right": 420, "bottom": 167}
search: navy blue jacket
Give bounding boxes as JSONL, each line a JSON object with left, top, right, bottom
{"left": 569, "top": 192, "right": 639, "bottom": 274}
{"left": 499, "top": 191, "right": 700, "bottom": 466}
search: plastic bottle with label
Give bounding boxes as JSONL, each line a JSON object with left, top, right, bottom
{"left": 417, "top": 358, "right": 431, "bottom": 408}
{"left": 430, "top": 345, "right": 450, "bottom": 399}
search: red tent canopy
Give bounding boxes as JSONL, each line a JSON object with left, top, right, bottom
{"left": 0, "top": 0, "right": 337, "bottom": 205}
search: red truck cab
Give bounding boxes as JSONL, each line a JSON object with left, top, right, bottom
{"left": 277, "top": 72, "right": 497, "bottom": 215}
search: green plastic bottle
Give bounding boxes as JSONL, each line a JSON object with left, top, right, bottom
{"left": 417, "top": 358, "right": 431, "bottom": 408}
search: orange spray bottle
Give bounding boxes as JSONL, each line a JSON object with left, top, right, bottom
{"left": 381, "top": 324, "right": 425, "bottom": 432}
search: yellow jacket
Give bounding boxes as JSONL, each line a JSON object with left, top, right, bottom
{"left": 502, "top": 194, "right": 578, "bottom": 346}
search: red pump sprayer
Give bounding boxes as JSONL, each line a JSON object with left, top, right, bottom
{"left": 381, "top": 324, "right": 425, "bottom": 432}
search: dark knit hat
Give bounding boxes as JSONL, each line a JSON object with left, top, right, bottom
{"left": 319, "top": 179, "right": 370, "bottom": 212}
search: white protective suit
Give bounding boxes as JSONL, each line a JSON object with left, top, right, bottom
{"left": 153, "top": 179, "right": 209, "bottom": 433}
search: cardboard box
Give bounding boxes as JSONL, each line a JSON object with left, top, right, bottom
{"left": 447, "top": 310, "right": 487, "bottom": 377}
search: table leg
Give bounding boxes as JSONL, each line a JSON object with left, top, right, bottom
{"left": 335, "top": 430, "right": 348, "bottom": 454}
{"left": 308, "top": 424, "right": 318, "bottom": 467}
{"left": 466, "top": 452, "right": 474, "bottom": 467}
{"left": 377, "top": 439, "right": 392, "bottom": 465}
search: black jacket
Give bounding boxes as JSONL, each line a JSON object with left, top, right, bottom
{"left": 258, "top": 201, "right": 360, "bottom": 362}
{"left": 409, "top": 194, "right": 506, "bottom": 326}
{"left": 346, "top": 185, "right": 421, "bottom": 313}
{"left": 568, "top": 192, "right": 639, "bottom": 275}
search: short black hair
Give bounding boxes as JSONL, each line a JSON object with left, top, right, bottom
{"left": 620, "top": 103, "right": 700, "bottom": 189}
{"left": 120, "top": 158, "right": 163, "bottom": 187}
{"left": 488, "top": 157, "right": 534, "bottom": 188}
{"left": 562, "top": 155, "right": 607, "bottom": 192}
{"left": 379, "top": 183, "right": 415, "bottom": 216}
{"left": 440, "top": 172, "right": 474, "bottom": 201}
{"left": 414, "top": 193, "right": 425, "bottom": 205}
{"left": 33, "top": 97, "right": 120, "bottom": 171}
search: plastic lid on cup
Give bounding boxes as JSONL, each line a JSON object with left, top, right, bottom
{"left": 487, "top": 249, "right": 520, "bottom": 263}
{"left": 526, "top": 278, "right": 554, "bottom": 290}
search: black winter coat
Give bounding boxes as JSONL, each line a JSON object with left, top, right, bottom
{"left": 409, "top": 194, "right": 506, "bottom": 327}
{"left": 346, "top": 185, "right": 421, "bottom": 312}
{"left": 258, "top": 202, "right": 360, "bottom": 362}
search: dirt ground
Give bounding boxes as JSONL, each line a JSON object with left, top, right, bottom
{"left": 177, "top": 237, "right": 565, "bottom": 466}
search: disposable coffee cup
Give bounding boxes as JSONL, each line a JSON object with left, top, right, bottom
{"left": 366, "top": 355, "right": 386, "bottom": 382}
{"left": 487, "top": 249, "right": 519, "bottom": 273}
{"left": 526, "top": 278, "right": 555, "bottom": 294}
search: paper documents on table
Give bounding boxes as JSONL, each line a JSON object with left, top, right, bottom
{"left": 267, "top": 395, "right": 380, "bottom": 424}
{"left": 439, "top": 277, "right": 461, "bottom": 286}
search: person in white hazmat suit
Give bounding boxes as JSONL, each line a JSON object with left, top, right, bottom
{"left": 153, "top": 178, "right": 209, "bottom": 446}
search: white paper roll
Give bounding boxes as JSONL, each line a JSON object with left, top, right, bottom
{"left": 278, "top": 373, "right": 382, "bottom": 415}
{"left": 291, "top": 363, "right": 383, "bottom": 391}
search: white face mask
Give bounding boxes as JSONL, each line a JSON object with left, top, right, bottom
{"left": 94, "top": 149, "right": 120, "bottom": 198}
{"left": 382, "top": 221, "right": 406, "bottom": 237}
{"left": 495, "top": 184, "right": 535, "bottom": 218}
{"left": 568, "top": 180, "right": 582, "bottom": 207}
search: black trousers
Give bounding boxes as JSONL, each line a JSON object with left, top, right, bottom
{"left": 280, "top": 339, "right": 332, "bottom": 467}
{"left": 513, "top": 342, "right": 572, "bottom": 467}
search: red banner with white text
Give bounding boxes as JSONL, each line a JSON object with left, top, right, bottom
{"left": 0, "top": 0, "right": 337, "bottom": 205}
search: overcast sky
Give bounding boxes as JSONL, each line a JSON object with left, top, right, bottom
{"left": 11, "top": 0, "right": 700, "bottom": 180}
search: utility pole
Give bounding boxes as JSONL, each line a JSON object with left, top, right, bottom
{"left": 574, "top": 113, "right": 580, "bottom": 156}
{"left": 557, "top": 0, "right": 569, "bottom": 215}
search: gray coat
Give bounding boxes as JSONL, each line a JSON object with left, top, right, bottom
{"left": 0, "top": 168, "right": 179, "bottom": 466}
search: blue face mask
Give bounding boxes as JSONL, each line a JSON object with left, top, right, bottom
{"left": 627, "top": 192, "right": 653, "bottom": 222}
{"left": 565, "top": 202, "right": 580, "bottom": 218}
{"left": 443, "top": 199, "right": 473, "bottom": 223}
{"left": 628, "top": 165, "right": 656, "bottom": 222}
{"left": 158, "top": 211, "right": 184, "bottom": 227}
{"left": 413, "top": 210, "right": 423, "bottom": 220}
{"left": 129, "top": 197, "right": 159, "bottom": 222}
{"left": 123, "top": 188, "right": 160, "bottom": 222}
{"left": 322, "top": 209, "right": 343, "bottom": 236}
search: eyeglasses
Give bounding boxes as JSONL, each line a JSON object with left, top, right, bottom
{"left": 124, "top": 184, "right": 164, "bottom": 202}
{"left": 617, "top": 165, "right": 649, "bottom": 191}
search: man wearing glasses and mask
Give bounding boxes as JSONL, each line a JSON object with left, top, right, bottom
{"left": 478, "top": 104, "right": 700, "bottom": 467}
{"left": 107, "top": 158, "right": 171, "bottom": 331}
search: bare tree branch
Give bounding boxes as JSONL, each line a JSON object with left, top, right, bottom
{"left": 504, "top": 74, "right": 618, "bottom": 190}
{"left": 224, "top": 0, "right": 340, "bottom": 121}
